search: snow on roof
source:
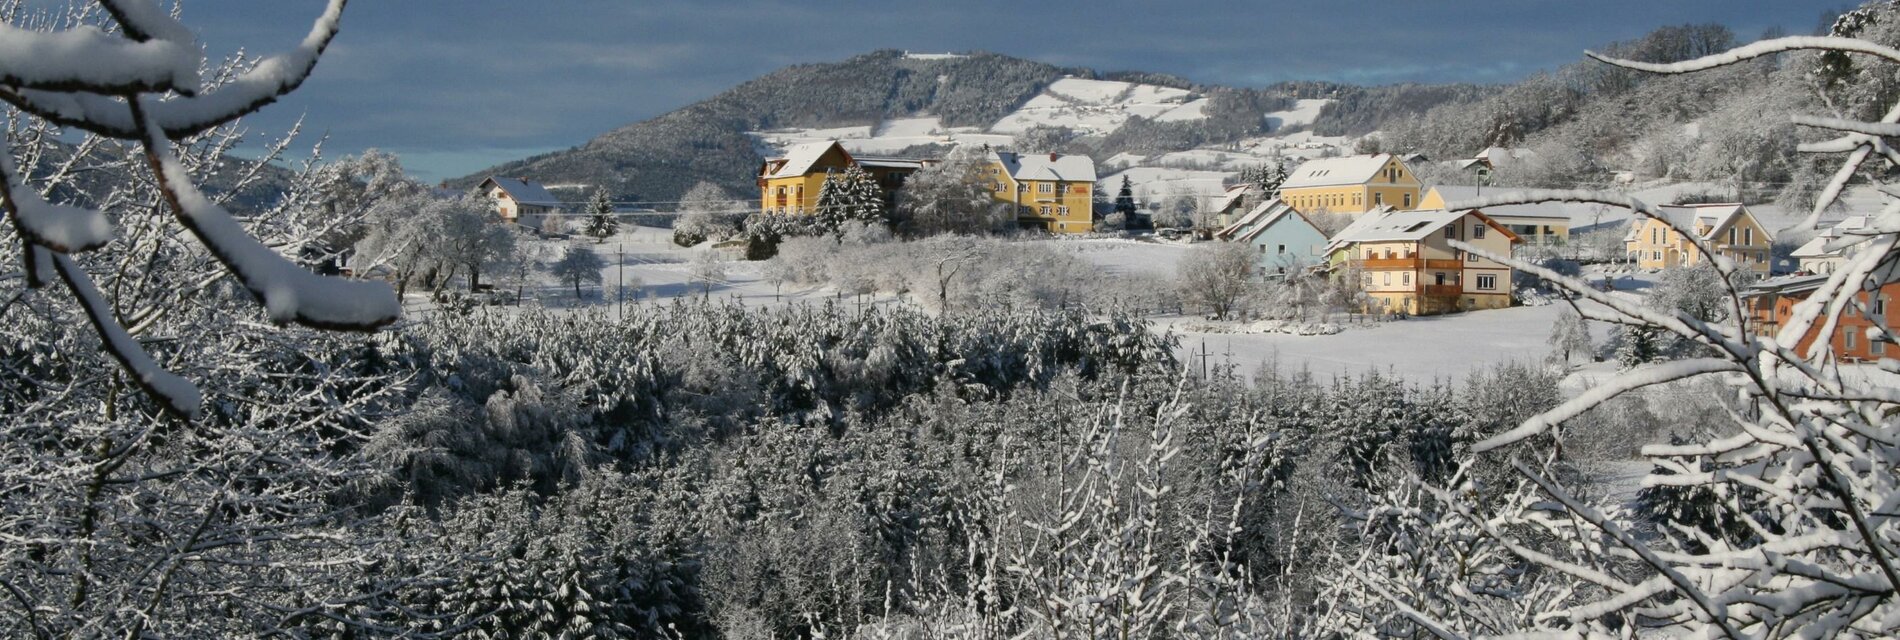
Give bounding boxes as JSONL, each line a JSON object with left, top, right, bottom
{"left": 1231, "top": 200, "right": 1319, "bottom": 244}
{"left": 855, "top": 157, "right": 926, "bottom": 170}
{"left": 1329, "top": 207, "right": 1471, "bottom": 244}
{"left": 482, "top": 176, "right": 562, "bottom": 208}
{"left": 1424, "top": 186, "right": 1570, "bottom": 221}
{"left": 1475, "top": 147, "right": 1536, "bottom": 164}
{"left": 1279, "top": 154, "right": 1393, "bottom": 189}
{"left": 1212, "top": 183, "right": 1258, "bottom": 213}
{"left": 765, "top": 141, "right": 846, "bottom": 179}
{"left": 1217, "top": 198, "right": 1289, "bottom": 240}
{"left": 1659, "top": 203, "right": 1747, "bottom": 239}
{"left": 993, "top": 150, "right": 1096, "bottom": 182}
{"left": 1744, "top": 273, "right": 1829, "bottom": 297}
{"left": 1792, "top": 215, "right": 1872, "bottom": 258}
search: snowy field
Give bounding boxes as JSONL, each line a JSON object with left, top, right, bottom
{"left": 510, "top": 232, "right": 1628, "bottom": 385}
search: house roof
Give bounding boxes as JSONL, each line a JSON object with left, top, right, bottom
{"left": 1216, "top": 198, "right": 1312, "bottom": 242}
{"left": 1791, "top": 215, "right": 1871, "bottom": 259}
{"left": 1324, "top": 207, "right": 1519, "bottom": 252}
{"left": 1424, "top": 186, "right": 1571, "bottom": 221}
{"left": 1279, "top": 154, "right": 1394, "bottom": 190}
{"left": 1624, "top": 203, "right": 1760, "bottom": 244}
{"left": 481, "top": 176, "right": 562, "bottom": 208}
{"left": 855, "top": 157, "right": 926, "bottom": 170}
{"left": 1475, "top": 147, "right": 1535, "bottom": 165}
{"left": 1212, "top": 183, "right": 1258, "bottom": 214}
{"left": 1743, "top": 273, "right": 1830, "bottom": 298}
{"left": 993, "top": 150, "right": 1096, "bottom": 182}
{"left": 764, "top": 141, "right": 848, "bottom": 179}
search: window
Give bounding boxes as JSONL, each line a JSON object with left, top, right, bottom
{"left": 1876, "top": 336, "right": 1886, "bottom": 356}
{"left": 1402, "top": 272, "right": 1411, "bottom": 285}
{"left": 1745, "top": 228, "right": 1753, "bottom": 245}
{"left": 1057, "top": 206, "right": 1070, "bottom": 216}
{"left": 1477, "top": 274, "right": 1496, "bottom": 290}
{"left": 1039, "top": 205, "right": 1051, "bottom": 216}
{"left": 1260, "top": 245, "right": 1268, "bottom": 254}
{"left": 1017, "top": 183, "right": 1027, "bottom": 192}
{"left": 1652, "top": 251, "right": 1661, "bottom": 261}
{"left": 1466, "top": 251, "right": 1478, "bottom": 263}
{"left": 1652, "top": 228, "right": 1660, "bottom": 244}
{"left": 1403, "top": 193, "right": 1412, "bottom": 208}
{"left": 1846, "top": 327, "right": 1858, "bottom": 351}
{"left": 1383, "top": 272, "right": 1392, "bottom": 285}
{"left": 1039, "top": 183, "right": 1054, "bottom": 194}
{"left": 1728, "top": 228, "right": 1736, "bottom": 245}
{"left": 1473, "top": 223, "right": 1487, "bottom": 239}
{"left": 1363, "top": 274, "right": 1372, "bottom": 286}
{"left": 1444, "top": 226, "right": 1456, "bottom": 239}
{"left": 1276, "top": 244, "right": 1287, "bottom": 254}
{"left": 1876, "top": 295, "right": 1888, "bottom": 318}
{"left": 1375, "top": 193, "right": 1384, "bottom": 205}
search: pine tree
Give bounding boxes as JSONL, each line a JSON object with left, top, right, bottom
{"left": 1114, "top": 175, "right": 1137, "bottom": 220}
{"left": 815, "top": 166, "right": 887, "bottom": 234}
{"left": 583, "top": 187, "right": 618, "bottom": 243}
{"left": 1614, "top": 325, "right": 1661, "bottom": 369}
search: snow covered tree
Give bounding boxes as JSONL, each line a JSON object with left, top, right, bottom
{"left": 1545, "top": 305, "right": 1592, "bottom": 365}
{"left": 815, "top": 165, "right": 888, "bottom": 233}
{"left": 691, "top": 249, "right": 729, "bottom": 296}
{"left": 1177, "top": 241, "right": 1256, "bottom": 320}
{"left": 894, "top": 145, "right": 1009, "bottom": 236}
{"left": 552, "top": 244, "right": 606, "bottom": 298}
{"left": 433, "top": 194, "right": 520, "bottom": 292}
{"left": 0, "top": 0, "right": 396, "bottom": 417}
{"left": 583, "top": 187, "right": 618, "bottom": 242}
{"left": 674, "top": 180, "right": 738, "bottom": 247}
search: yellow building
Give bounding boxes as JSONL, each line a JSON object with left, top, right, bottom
{"left": 1325, "top": 207, "right": 1522, "bottom": 315}
{"left": 757, "top": 141, "right": 928, "bottom": 215}
{"left": 1419, "top": 186, "right": 1570, "bottom": 248}
{"left": 984, "top": 150, "right": 1097, "bottom": 234}
{"left": 1277, "top": 153, "right": 1421, "bottom": 216}
{"left": 1623, "top": 203, "right": 1775, "bottom": 275}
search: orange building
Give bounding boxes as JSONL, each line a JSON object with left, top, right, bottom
{"left": 1746, "top": 275, "right": 1897, "bottom": 362}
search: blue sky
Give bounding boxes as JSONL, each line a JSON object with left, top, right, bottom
{"left": 182, "top": 1, "right": 1836, "bottom": 181}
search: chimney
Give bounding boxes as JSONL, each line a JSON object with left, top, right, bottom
{"left": 1048, "top": 153, "right": 1059, "bottom": 162}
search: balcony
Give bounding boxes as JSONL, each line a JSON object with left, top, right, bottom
{"left": 1354, "top": 257, "right": 1421, "bottom": 269}
{"left": 1424, "top": 259, "right": 1464, "bottom": 270}
{"left": 1420, "top": 284, "right": 1461, "bottom": 297}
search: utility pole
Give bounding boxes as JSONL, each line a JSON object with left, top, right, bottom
{"left": 617, "top": 243, "right": 624, "bottom": 321}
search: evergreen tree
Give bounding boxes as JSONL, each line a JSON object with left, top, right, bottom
{"left": 1614, "top": 325, "right": 1662, "bottom": 369}
{"left": 583, "top": 187, "right": 618, "bottom": 243}
{"left": 1113, "top": 175, "right": 1138, "bottom": 221}
{"left": 815, "top": 166, "right": 887, "bottom": 234}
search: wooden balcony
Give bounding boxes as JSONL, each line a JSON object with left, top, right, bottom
{"left": 1354, "top": 257, "right": 1422, "bottom": 270}
{"left": 1420, "top": 284, "right": 1461, "bottom": 297}
{"left": 1424, "top": 259, "right": 1465, "bottom": 270}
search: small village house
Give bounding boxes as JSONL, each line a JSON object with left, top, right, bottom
{"left": 1324, "top": 206, "right": 1521, "bottom": 316}
{"left": 1745, "top": 274, "right": 1897, "bottom": 362}
{"left": 1210, "top": 182, "right": 1264, "bottom": 229}
{"left": 1277, "top": 153, "right": 1421, "bottom": 216}
{"left": 984, "top": 150, "right": 1096, "bottom": 234}
{"left": 1790, "top": 214, "right": 1871, "bottom": 275}
{"left": 1419, "top": 185, "right": 1570, "bottom": 248}
{"left": 1214, "top": 198, "right": 1328, "bottom": 277}
{"left": 757, "top": 140, "right": 929, "bottom": 215}
{"left": 1622, "top": 202, "right": 1775, "bottom": 275}
{"left": 479, "top": 176, "right": 564, "bottom": 229}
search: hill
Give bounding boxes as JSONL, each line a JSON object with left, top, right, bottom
{"left": 450, "top": 50, "right": 1489, "bottom": 205}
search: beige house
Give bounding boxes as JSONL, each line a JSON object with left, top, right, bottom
{"left": 1325, "top": 207, "right": 1522, "bottom": 315}
{"left": 479, "top": 176, "right": 564, "bottom": 229}
{"left": 1419, "top": 186, "right": 1570, "bottom": 248}
{"left": 1623, "top": 203, "right": 1775, "bottom": 275}
{"left": 984, "top": 150, "right": 1097, "bottom": 234}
